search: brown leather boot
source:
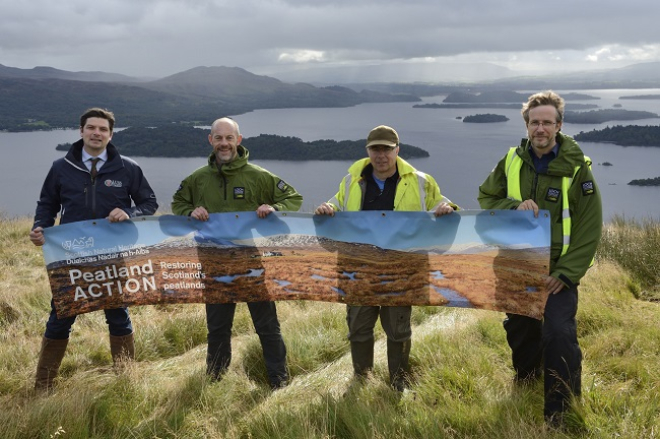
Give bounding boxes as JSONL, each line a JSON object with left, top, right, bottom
{"left": 34, "top": 337, "right": 69, "bottom": 391}
{"left": 110, "top": 332, "right": 135, "bottom": 366}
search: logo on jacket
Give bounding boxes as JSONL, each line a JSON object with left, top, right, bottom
{"left": 582, "top": 181, "right": 595, "bottom": 196}
{"left": 277, "top": 180, "right": 289, "bottom": 192}
{"left": 545, "top": 187, "right": 561, "bottom": 203}
{"left": 62, "top": 236, "right": 94, "bottom": 251}
{"left": 234, "top": 187, "right": 245, "bottom": 199}
{"left": 104, "top": 180, "right": 123, "bottom": 188}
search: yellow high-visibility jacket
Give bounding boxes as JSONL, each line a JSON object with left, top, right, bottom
{"left": 328, "top": 156, "right": 457, "bottom": 212}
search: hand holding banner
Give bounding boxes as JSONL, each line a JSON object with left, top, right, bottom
{"left": 43, "top": 210, "right": 551, "bottom": 319}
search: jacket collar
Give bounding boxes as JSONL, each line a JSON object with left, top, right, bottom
{"left": 348, "top": 155, "right": 416, "bottom": 178}
{"left": 207, "top": 144, "right": 250, "bottom": 175}
{"left": 65, "top": 139, "right": 121, "bottom": 171}
{"left": 517, "top": 132, "right": 585, "bottom": 177}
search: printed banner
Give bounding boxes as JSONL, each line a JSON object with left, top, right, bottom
{"left": 43, "top": 210, "right": 551, "bottom": 319}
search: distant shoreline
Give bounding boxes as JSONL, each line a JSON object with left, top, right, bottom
{"left": 55, "top": 127, "right": 431, "bottom": 161}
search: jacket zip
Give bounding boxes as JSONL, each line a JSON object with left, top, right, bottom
{"left": 218, "top": 164, "right": 228, "bottom": 200}
{"left": 531, "top": 172, "right": 539, "bottom": 202}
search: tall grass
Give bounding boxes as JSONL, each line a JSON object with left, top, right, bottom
{"left": 596, "top": 215, "right": 660, "bottom": 301}
{"left": 0, "top": 215, "right": 659, "bottom": 438}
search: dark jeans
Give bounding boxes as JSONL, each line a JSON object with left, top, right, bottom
{"left": 504, "top": 286, "right": 581, "bottom": 417}
{"left": 346, "top": 305, "right": 412, "bottom": 343}
{"left": 44, "top": 300, "right": 133, "bottom": 339}
{"left": 206, "top": 301, "right": 287, "bottom": 386}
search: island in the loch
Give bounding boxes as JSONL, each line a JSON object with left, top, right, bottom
{"left": 565, "top": 109, "right": 659, "bottom": 124}
{"left": 462, "top": 114, "right": 509, "bottom": 123}
{"left": 573, "top": 125, "right": 660, "bottom": 186}
{"left": 442, "top": 90, "right": 599, "bottom": 103}
{"left": 55, "top": 126, "right": 430, "bottom": 160}
{"left": 619, "top": 94, "right": 660, "bottom": 100}
{"left": 574, "top": 125, "right": 660, "bottom": 146}
{"left": 413, "top": 90, "right": 599, "bottom": 111}
{"left": 629, "top": 177, "right": 660, "bottom": 186}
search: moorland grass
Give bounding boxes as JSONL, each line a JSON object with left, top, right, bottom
{"left": 0, "top": 216, "right": 658, "bottom": 438}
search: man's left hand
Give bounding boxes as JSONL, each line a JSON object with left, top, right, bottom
{"left": 546, "top": 275, "right": 565, "bottom": 295}
{"left": 256, "top": 204, "right": 275, "bottom": 218}
{"left": 107, "top": 208, "right": 130, "bottom": 223}
{"left": 433, "top": 202, "right": 454, "bottom": 217}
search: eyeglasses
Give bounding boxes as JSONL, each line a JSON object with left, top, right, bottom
{"left": 528, "top": 121, "right": 557, "bottom": 129}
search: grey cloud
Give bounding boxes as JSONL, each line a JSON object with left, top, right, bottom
{"left": 1, "top": 0, "right": 659, "bottom": 77}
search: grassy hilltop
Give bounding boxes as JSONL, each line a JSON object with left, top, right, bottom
{"left": 0, "top": 215, "right": 658, "bottom": 439}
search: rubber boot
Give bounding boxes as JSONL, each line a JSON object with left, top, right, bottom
{"left": 350, "top": 340, "right": 374, "bottom": 378}
{"left": 110, "top": 332, "right": 135, "bottom": 366}
{"left": 34, "top": 337, "right": 69, "bottom": 391}
{"left": 206, "top": 338, "right": 231, "bottom": 382}
{"left": 387, "top": 339, "right": 411, "bottom": 391}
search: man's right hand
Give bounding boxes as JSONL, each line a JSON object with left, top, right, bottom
{"left": 29, "top": 227, "right": 45, "bottom": 246}
{"left": 191, "top": 206, "right": 210, "bottom": 221}
{"left": 314, "top": 202, "right": 336, "bottom": 216}
{"left": 516, "top": 199, "right": 539, "bottom": 218}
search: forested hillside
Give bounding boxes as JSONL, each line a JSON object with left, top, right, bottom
{"left": 55, "top": 126, "right": 430, "bottom": 160}
{"left": 574, "top": 125, "right": 660, "bottom": 146}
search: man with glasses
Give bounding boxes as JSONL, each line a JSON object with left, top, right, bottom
{"left": 315, "top": 125, "right": 458, "bottom": 391}
{"left": 478, "top": 91, "right": 602, "bottom": 427}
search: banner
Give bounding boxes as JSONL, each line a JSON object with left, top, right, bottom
{"left": 43, "top": 210, "right": 551, "bottom": 319}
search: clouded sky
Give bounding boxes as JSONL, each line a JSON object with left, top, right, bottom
{"left": 2, "top": 0, "right": 659, "bottom": 81}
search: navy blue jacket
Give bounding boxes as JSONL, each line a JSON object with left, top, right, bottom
{"left": 33, "top": 139, "right": 158, "bottom": 228}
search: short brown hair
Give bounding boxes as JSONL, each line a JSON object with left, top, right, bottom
{"left": 521, "top": 91, "right": 565, "bottom": 124}
{"left": 80, "top": 108, "right": 115, "bottom": 131}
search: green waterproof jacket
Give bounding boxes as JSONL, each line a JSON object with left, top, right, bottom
{"left": 328, "top": 156, "right": 457, "bottom": 212}
{"left": 478, "top": 132, "right": 602, "bottom": 288}
{"left": 172, "top": 145, "right": 303, "bottom": 215}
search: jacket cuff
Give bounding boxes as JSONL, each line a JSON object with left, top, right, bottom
{"left": 557, "top": 273, "right": 576, "bottom": 290}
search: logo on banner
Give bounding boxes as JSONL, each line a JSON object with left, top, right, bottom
{"left": 62, "top": 237, "right": 95, "bottom": 251}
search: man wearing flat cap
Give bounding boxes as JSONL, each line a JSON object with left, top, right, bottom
{"left": 315, "top": 125, "right": 458, "bottom": 391}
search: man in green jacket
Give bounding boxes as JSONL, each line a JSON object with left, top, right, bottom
{"left": 172, "top": 117, "right": 303, "bottom": 389}
{"left": 478, "top": 91, "right": 602, "bottom": 426}
{"left": 315, "top": 125, "right": 458, "bottom": 391}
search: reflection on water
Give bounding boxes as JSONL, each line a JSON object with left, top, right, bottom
{"left": 430, "top": 285, "right": 470, "bottom": 307}
{"left": 431, "top": 270, "right": 445, "bottom": 279}
{"left": 214, "top": 268, "right": 264, "bottom": 284}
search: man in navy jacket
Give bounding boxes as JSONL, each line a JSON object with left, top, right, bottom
{"left": 30, "top": 107, "right": 158, "bottom": 391}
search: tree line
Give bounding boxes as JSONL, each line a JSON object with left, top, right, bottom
{"left": 55, "top": 126, "right": 430, "bottom": 160}
{"left": 573, "top": 125, "right": 660, "bottom": 146}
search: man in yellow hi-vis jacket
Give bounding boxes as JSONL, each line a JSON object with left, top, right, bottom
{"left": 315, "top": 125, "right": 458, "bottom": 391}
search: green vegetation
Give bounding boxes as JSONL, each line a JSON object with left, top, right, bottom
{"left": 0, "top": 67, "right": 419, "bottom": 132}
{"left": 55, "top": 126, "right": 430, "bottom": 160}
{"left": 565, "top": 109, "right": 658, "bottom": 124}
{"left": 596, "top": 217, "right": 660, "bottom": 301}
{"left": 462, "top": 114, "right": 509, "bottom": 123}
{"left": 0, "top": 215, "right": 659, "bottom": 438}
{"left": 628, "top": 177, "right": 660, "bottom": 186}
{"left": 574, "top": 125, "right": 660, "bottom": 146}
